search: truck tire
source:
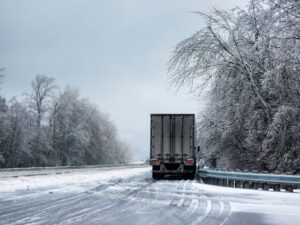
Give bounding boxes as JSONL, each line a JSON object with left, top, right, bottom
{"left": 152, "top": 173, "right": 163, "bottom": 179}
{"left": 186, "top": 173, "right": 195, "bottom": 180}
{"left": 184, "top": 173, "right": 195, "bottom": 180}
{"left": 189, "top": 173, "right": 195, "bottom": 180}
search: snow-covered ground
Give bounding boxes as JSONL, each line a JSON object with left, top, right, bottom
{"left": 1, "top": 166, "right": 300, "bottom": 225}
{"left": 0, "top": 165, "right": 150, "bottom": 193}
{"left": 192, "top": 182, "right": 300, "bottom": 225}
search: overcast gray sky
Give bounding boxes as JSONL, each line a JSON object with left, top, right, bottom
{"left": 0, "top": 0, "right": 248, "bottom": 161}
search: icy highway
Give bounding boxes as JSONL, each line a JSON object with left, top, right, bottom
{"left": 1, "top": 166, "right": 300, "bottom": 225}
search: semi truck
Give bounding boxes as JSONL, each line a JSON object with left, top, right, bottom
{"left": 150, "top": 114, "right": 196, "bottom": 179}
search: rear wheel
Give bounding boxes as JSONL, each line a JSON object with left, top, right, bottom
{"left": 189, "top": 173, "right": 195, "bottom": 180}
{"left": 152, "top": 173, "right": 163, "bottom": 179}
{"left": 183, "top": 173, "right": 195, "bottom": 180}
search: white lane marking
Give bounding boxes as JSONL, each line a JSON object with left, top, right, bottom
{"left": 177, "top": 198, "right": 185, "bottom": 207}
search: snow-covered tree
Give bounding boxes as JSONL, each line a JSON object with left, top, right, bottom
{"left": 0, "top": 75, "right": 131, "bottom": 168}
{"left": 169, "top": 0, "right": 300, "bottom": 172}
{"left": 0, "top": 72, "right": 9, "bottom": 165}
{"left": 25, "top": 75, "right": 57, "bottom": 166}
{"left": 49, "top": 87, "right": 90, "bottom": 165}
{"left": 29, "top": 74, "right": 57, "bottom": 128}
{"left": 1, "top": 98, "right": 33, "bottom": 167}
{"left": 49, "top": 86, "right": 131, "bottom": 166}
{"left": 0, "top": 96, "right": 8, "bottom": 165}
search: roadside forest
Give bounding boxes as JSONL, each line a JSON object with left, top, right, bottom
{"left": 0, "top": 74, "right": 131, "bottom": 168}
{"left": 169, "top": 0, "right": 300, "bottom": 173}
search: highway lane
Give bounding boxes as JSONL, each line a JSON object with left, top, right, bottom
{"left": 0, "top": 167, "right": 300, "bottom": 225}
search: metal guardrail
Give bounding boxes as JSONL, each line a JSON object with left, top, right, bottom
{"left": 0, "top": 163, "right": 146, "bottom": 172}
{"left": 198, "top": 169, "right": 300, "bottom": 185}
{"left": 198, "top": 168, "right": 300, "bottom": 192}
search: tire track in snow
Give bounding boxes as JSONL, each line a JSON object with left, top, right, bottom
{"left": 0, "top": 192, "right": 88, "bottom": 222}
{"left": 5, "top": 193, "right": 92, "bottom": 225}
{"left": 0, "top": 171, "right": 232, "bottom": 225}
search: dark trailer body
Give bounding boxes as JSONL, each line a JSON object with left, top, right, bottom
{"left": 150, "top": 114, "right": 196, "bottom": 179}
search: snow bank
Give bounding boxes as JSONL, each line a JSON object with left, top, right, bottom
{"left": 0, "top": 166, "right": 151, "bottom": 193}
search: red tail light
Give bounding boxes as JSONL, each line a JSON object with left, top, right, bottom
{"left": 151, "top": 159, "right": 160, "bottom": 165}
{"left": 185, "top": 159, "right": 194, "bottom": 165}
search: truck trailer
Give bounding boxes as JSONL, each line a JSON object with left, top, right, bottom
{"left": 150, "top": 114, "right": 196, "bottom": 179}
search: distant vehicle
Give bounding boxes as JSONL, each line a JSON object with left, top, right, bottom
{"left": 150, "top": 114, "right": 197, "bottom": 179}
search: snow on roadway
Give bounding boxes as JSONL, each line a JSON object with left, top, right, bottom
{"left": 192, "top": 182, "right": 300, "bottom": 225}
{"left": 1, "top": 167, "right": 300, "bottom": 225}
{"left": 0, "top": 166, "right": 151, "bottom": 193}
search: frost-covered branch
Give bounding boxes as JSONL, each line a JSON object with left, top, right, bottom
{"left": 169, "top": 0, "right": 300, "bottom": 172}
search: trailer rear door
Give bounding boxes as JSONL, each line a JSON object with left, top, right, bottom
{"left": 150, "top": 114, "right": 195, "bottom": 162}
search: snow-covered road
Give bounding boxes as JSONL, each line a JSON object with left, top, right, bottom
{"left": 1, "top": 166, "right": 300, "bottom": 225}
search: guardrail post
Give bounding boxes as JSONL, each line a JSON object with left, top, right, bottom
{"left": 207, "top": 178, "right": 212, "bottom": 184}
{"left": 282, "top": 184, "right": 286, "bottom": 191}
{"left": 217, "top": 179, "right": 223, "bottom": 186}
{"left": 215, "top": 178, "right": 219, "bottom": 185}
{"left": 263, "top": 183, "right": 269, "bottom": 191}
{"left": 286, "top": 185, "right": 293, "bottom": 192}
{"left": 238, "top": 181, "right": 243, "bottom": 188}
{"left": 257, "top": 182, "right": 262, "bottom": 190}
{"left": 212, "top": 178, "right": 215, "bottom": 185}
{"left": 206, "top": 178, "right": 210, "bottom": 184}
{"left": 294, "top": 185, "right": 298, "bottom": 191}
{"left": 273, "top": 184, "right": 280, "bottom": 192}
{"left": 241, "top": 181, "right": 245, "bottom": 188}
{"left": 243, "top": 181, "right": 250, "bottom": 189}
{"left": 228, "top": 180, "right": 234, "bottom": 187}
